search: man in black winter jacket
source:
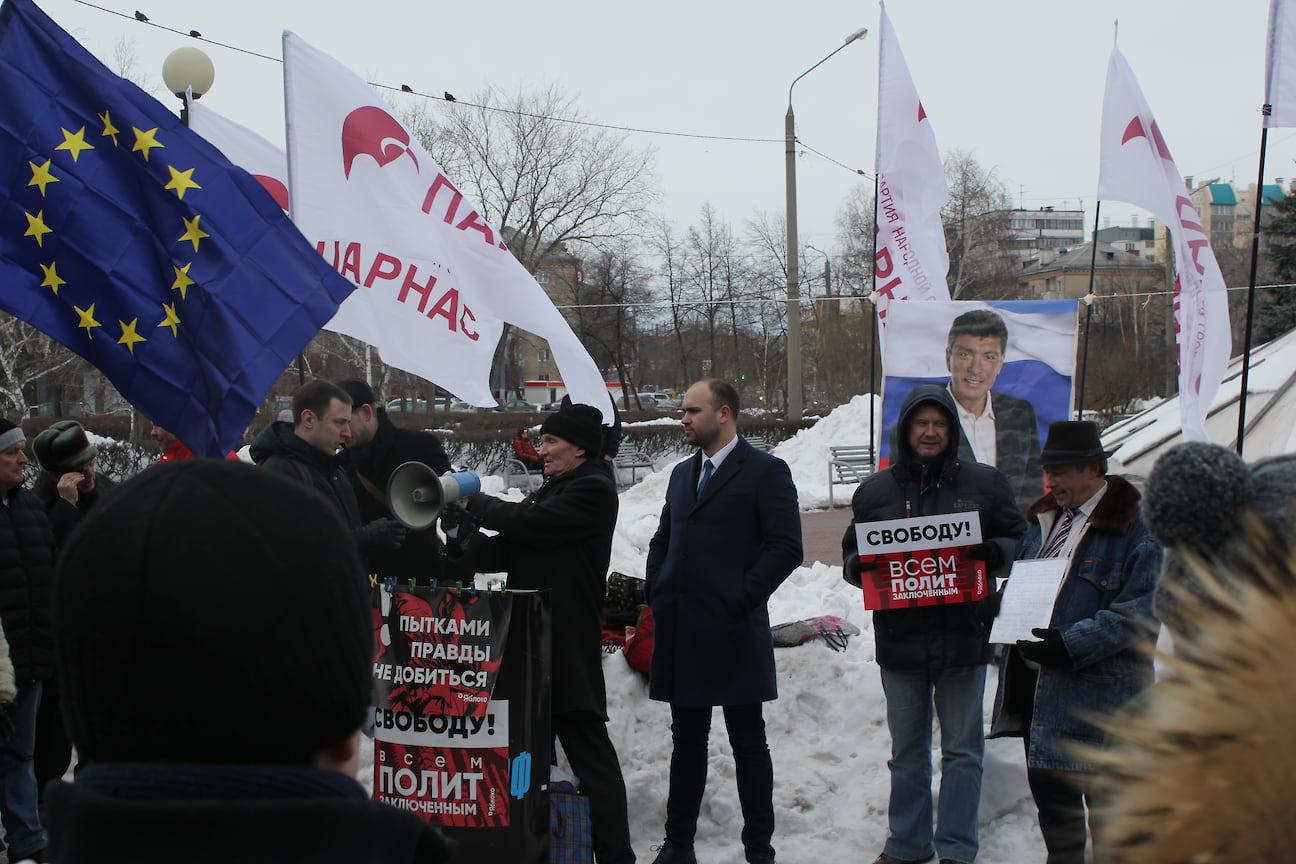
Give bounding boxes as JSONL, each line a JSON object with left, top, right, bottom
{"left": 250, "top": 379, "right": 406, "bottom": 569}
{"left": 0, "top": 418, "right": 55, "bottom": 862}
{"left": 335, "top": 379, "right": 455, "bottom": 584}
{"left": 842, "top": 385, "right": 1024, "bottom": 864}
{"left": 446, "top": 402, "right": 633, "bottom": 864}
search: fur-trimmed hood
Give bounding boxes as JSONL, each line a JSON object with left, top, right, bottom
{"left": 1025, "top": 474, "right": 1142, "bottom": 536}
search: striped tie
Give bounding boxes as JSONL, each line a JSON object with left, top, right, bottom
{"left": 1043, "top": 507, "right": 1079, "bottom": 558}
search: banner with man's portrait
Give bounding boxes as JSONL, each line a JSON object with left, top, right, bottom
{"left": 879, "top": 299, "right": 1078, "bottom": 513}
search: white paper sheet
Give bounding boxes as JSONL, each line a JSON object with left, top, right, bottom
{"left": 989, "top": 558, "right": 1070, "bottom": 644}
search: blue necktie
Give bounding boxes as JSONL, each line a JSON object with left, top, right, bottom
{"left": 697, "top": 459, "right": 715, "bottom": 496}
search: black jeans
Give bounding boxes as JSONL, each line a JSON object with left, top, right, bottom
{"left": 665, "top": 703, "right": 774, "bottom": 861}
{"left": 555, "top": 711, "right": 634, "bottom": 864}
{"left": 1023, "top": 728, "right": 1096, "bottom": 864}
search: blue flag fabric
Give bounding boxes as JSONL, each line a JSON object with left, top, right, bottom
{"left": 0, "top": 0, "right": 355, "bottom": 456}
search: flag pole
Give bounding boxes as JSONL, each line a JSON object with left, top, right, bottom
{"left": 1236, "top": 108, "right": 1271, "bottom": 456}
{"left": 1076, "top": 201, "right": 1102, "bottom": 421}
{"left": 870, "top": 172, "right": 880, "bottom": 455}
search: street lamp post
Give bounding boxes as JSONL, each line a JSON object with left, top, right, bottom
{"left": 785, "top": 27, "right": 868, "bottom": 420}
{"left": 161, "top": 46, "right": 215, "bottom": 127}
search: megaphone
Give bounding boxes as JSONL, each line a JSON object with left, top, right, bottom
{"left": 387, "top": 462, "right": 481, "bottom": 529}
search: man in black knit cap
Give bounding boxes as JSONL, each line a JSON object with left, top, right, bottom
{"left": 446, "top": 401, "right": 633, "bottom": 864}
{"left": 44, "top": 459, "right": 455, "bottom": 864}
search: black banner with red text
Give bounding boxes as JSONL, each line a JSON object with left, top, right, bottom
{"left": 372, "top": 585, "right": 551, "bottom": 863}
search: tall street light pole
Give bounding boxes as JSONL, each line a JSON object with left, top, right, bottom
{"left": 785, "top": 27, "right": 868, "bottom": 420}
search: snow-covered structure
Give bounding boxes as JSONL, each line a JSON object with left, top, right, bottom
{"left": 1105, "top": 327, "right": 1296, "bottom": 475}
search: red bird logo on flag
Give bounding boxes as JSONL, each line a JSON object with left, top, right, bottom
{"left": 341, "top": 106, "right": 419, "bottom": 178}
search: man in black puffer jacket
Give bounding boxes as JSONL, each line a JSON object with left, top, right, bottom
{"left": 841, "top": 385, "right": 1024, "bottom": 864}
{"left": 0, "top": 418, "right": 56, "bottom": 862}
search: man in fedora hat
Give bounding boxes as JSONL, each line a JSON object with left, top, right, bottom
{"left": 988, "top": 420, "right": 1162, "bottom": 864}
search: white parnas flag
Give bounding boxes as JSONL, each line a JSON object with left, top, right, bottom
{"left": 187, "top": 99, "right": 291, "bottom": 214}
{"left": 1267, "top": 0, "right": 1296, "bottom": 127}
{"left": 873, "top": 1, "right": 950, "bottom": 324}
{"left": 282, "top": 32, "right": 610, "bottom": 417}
{"left": 1097, "top": 46, "right": 1230, "bottom": 443}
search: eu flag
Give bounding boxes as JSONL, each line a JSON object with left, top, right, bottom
{"left": 0, "top": 0, "right": 356, "bottom": 456}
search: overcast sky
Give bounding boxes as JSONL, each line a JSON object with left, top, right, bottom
{"left": 39, "top": 0, "right": 1296, "bottom": 268}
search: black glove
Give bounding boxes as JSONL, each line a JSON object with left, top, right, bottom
{"left": 967, "top": 541, "right": 1004, "bottom": 571}
{"left": 439, "top": 503, "right": 478, "bottom": 542}
{"left": 363, "top": 518, "right": 408, "bottom": 552}
{"left": 0, "top": 704, "right": 14, "bottom": 748}
{"left": 843, "top": 556, "right": 879, "bottom": 588}
{"left": 1016, "top": 627, "right": 1069, "bottom": 667}
{"left": 975, "top": 588, "right": 1003, "bottom": 629}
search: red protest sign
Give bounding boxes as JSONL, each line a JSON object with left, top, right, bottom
{"left": 854, "top": 513, "right": 988, "bottom": 611}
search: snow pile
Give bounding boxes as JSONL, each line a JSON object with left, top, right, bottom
{"left": 767, "top": 393, "right": 882, "bottom": 510}
{"left": 360, "top": 395, "right": 1046, "bottom": 861}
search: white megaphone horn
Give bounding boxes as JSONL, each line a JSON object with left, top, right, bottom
{"left": 386, "top": 462, "right": 482, "bottom": 530}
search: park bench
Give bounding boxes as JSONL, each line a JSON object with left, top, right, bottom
{"left": 612, "top": 451, "right": 654, "bottom": 487}
{"left": 503, "top": 457, "right": 542, "bottom": 492}
{"left": 828, "top": 444, "right": 874, "bottom": 508}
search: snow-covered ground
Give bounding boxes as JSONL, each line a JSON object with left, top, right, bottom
{"left": 363, "top": 395, "right": 1050, "bottom": 862}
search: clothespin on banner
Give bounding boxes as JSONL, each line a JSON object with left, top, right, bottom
{"left": 368, "top": 573, "right": 379, "bottom": 590}
{"left": 382, "top": 577, "right": 397, "bottom": 594}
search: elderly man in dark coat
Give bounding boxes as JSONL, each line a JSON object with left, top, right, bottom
{"left": 645, "top": 379, "right": 803, "bottom": 864}
{"left": 0, "top": 418, "right": 56, "bottom": 862}
{"left": 447, "top": 401, "right": 632, "bottom": 864}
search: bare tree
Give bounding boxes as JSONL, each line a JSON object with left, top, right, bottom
{"left": 406, "top": 85, "right": 657, "bottom": 273}
{"left": 942, "top": 150, "right": 1014, "bottom": 299}
{"left": 0, "top": 313, "right": 82, "bottom": 421}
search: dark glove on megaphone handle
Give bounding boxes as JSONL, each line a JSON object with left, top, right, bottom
{"left": 440, "top": 503, "right": 478, "bottom": 541}
{"left": 364, "top": 517, "right": 408, "bottom": 552}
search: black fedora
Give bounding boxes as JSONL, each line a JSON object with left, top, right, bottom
{"left": 1040, "top": 421, "right": 1114, "bottom": 467}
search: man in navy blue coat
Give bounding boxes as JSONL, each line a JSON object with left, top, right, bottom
{"left": 645, "top": 379, "right": 803, "bottom": 864}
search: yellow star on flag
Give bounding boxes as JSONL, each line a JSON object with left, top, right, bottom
{"left": 158, "top": 303, "right": 182, "bottom": 337}
{"left": 178, "top": 216, "right": 209, "bottom": 252}
{"left": 40, "top": 262, "right": 65, "bottom": 294}
{"left": 132, "top": 126, "right": 164, "bottom": 161}
{"left": 55, "top": 126, "right": 94, "bottom": 162}
{"left": 24, "top": 210, "right": 52, "bottom": 247}
{"left": 172, "top": 262, "right": 196, "bottom": 299}
{"left": 27, "top": 160, "right": 58, "bottom": 196}
{"left": 75, "top": 303, "right": 101, "bottom": 339}
{"left": 99, "top": 110, "right": 119, "bottom": 146}
{"left": 164, "top": 166, "right": 201, "bottom": 200}
{"left": 117, "top": 319, "right": 147, "bottom": 354}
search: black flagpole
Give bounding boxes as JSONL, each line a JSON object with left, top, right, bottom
{"left": 1236, "top": 106, "right": 1271, "bottom": 456}
{"left": 1077, "top": 202, "right": 1102, "bottom": 421}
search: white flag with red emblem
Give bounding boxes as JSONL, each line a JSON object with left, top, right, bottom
{"left": 188, "top": 99, "right": 291, "bottom": 213}
{"left": 1097, "top": 45, "right": 1230, "bottom": 443}
{"left": 1267, "top": 0, "right": 1296, "bottom": 126}
{"left": 281, "top": 31, "right": 610, "bottom": 416}
{"left": 873, "top": 1, "right": 950, "bottom": 326}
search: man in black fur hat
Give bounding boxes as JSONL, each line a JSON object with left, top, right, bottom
{"left": 988, "top": 420, "right": 1162, "bottom": 864}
